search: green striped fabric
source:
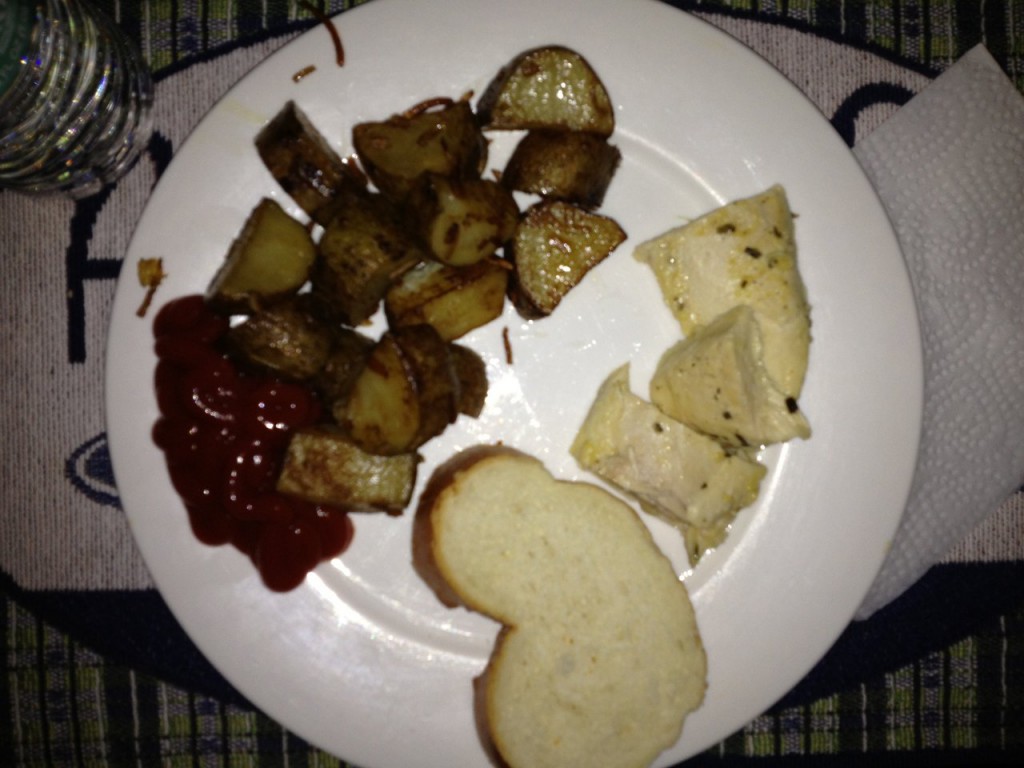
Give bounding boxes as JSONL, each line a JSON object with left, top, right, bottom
{"left": 91, "top": 0, "right": 1024, "bottom": 90}
{"left": 4, "top": 591, "right": 1023, "bottom": 764}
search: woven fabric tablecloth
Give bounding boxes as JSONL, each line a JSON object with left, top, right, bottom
{"left": 2, "top": 1, "right": 1024, "bottom": 766}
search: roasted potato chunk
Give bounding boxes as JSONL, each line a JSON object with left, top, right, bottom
{"left": 384, "top": 258, "right": 509, "bottom": 341}
{"left": 205, "top": 198, "right": 316, "bottom": 314}
{"left": 477, "top": 46, "right": 615, "bottom": 136}
{"left": 224, "top": 296, "right": 332, "bottom": 380}
{"left": 407, "top": 174, "right": 518, "bottom": 266}
{"left": 502, "top": 130, "right": 621, "bottom": 208}
{"left": 337, "top": 325, "right": 459, "bottom": 455}
{"left": 352, "top": 100, "right": 486, "bottom": 201}
{"left": 276, "top": 425, "right": 418, "bottom": 513}
{"left": 450, "top": 343, "right": 488, "bottom": 418}
{"left": 508, "top": 200, "right": 626, "bottom": 318}
{"left": 255, "top": 101, "right": 367, "bottom": 225}
{"left": 310, "top": 190, "right": 425, "bottom": 326}
{"left": 311, "top": 327, "right": 375, "bottom": 410}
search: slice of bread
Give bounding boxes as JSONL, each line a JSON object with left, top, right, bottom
{"left": 414, "top": 446, "right": 706, "bottom": 768}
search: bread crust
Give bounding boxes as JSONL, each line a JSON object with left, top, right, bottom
{"left": 413, "top": 444, "right": 520, "bottom": 766}
{"left": 412, "top": 443, "right": 517, "bottom": 608}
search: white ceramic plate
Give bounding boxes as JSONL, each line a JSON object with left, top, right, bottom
{"left": 106, "top": 1, "right": 923, "bottom": 765}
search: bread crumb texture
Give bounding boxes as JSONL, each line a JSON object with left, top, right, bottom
{"left": 427, "top": 449, "right": 707, "bottom": 768}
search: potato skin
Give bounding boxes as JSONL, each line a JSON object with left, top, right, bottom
{"left": 255, "top": 101, "right": 367, "bottom": 225}
{"left": 508, "top": 200, "right": 626, "bottom": 319}
{"left": 449, "top": 343, "right": 488, "bottom": 418}
{"left": 477, "top": 46, "right": 615, "bottom": 136}
{"left": 501, "top": 130, "right": 621, "bottom": 208}
{"left": 311, "top": 327, "right": 375, "bottom": 412}
{"left": 224, "top": 296, "right": 333, "bottom": 381}
{"left": 352, "top": 100, "right": 487, "bottom": 202}
{"left": 276, "top": 425, "right": 418, "bottom": 513}
{"left": 310, "top": 189, "right": 426, "bottom": 326}
{"left": 406, "top": 174, "right": 519, "bottom": 267}
{"left": 337, "top": 325, "right": 459, "bottom": 455}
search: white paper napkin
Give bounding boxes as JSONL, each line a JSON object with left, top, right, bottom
{"left": 853, "top": 45, "right": 1024, "bottom": 619}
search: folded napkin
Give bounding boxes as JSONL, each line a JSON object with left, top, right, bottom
{"left": 853, "top": 45, "right": 1024, "bottom": 618}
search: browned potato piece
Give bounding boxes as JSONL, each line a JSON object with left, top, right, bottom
{"left": 337, "top": 325, "right": 459, "bottom": 455}
{"left": 384, "top": 258, "right": 509, "bottom": 341}
{"left": 352, "top": 100, "right": 486, "bottom": 201}
{"left": 450, "top": 343, "right": 488, "bottom": 418}
{"left": 407, "top": 174, "right": 518, "bottom": 266}
{"left": 477, "top": 46, "right": 614, "bottom": 136}
{"left": 502, "top": 130, "right": 621, "bottom": 208}
{"left": 276, "top": 425, "right": 418, "bottom": 514}
{"left": 224, "top": 296, "right": 332, "bottom": 381}
{"left": 311, "top": 327, "right": 375, "bottom": 410}
{"left": 205, "top": 198, "right": 316, "bottom": 314}
{"left": 310, "top": 189, "right": 426, "bottom": 326}
{"left": 508, "top": 200, "right": 626, "bottom": 319}
{"left": 255, "top": 101, "right": 367, "bottom": 226}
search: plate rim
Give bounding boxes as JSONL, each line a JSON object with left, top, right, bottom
{"left": 105, "top": 1, "right": 924, "bottom": 765}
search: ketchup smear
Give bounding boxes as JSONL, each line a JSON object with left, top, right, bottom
{"left": 151, "top": 294, "right": 354, "bottom": 591}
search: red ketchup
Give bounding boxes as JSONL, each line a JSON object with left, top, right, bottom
{"left": 151, "top": 295, "right": 353, "bottom": 591}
